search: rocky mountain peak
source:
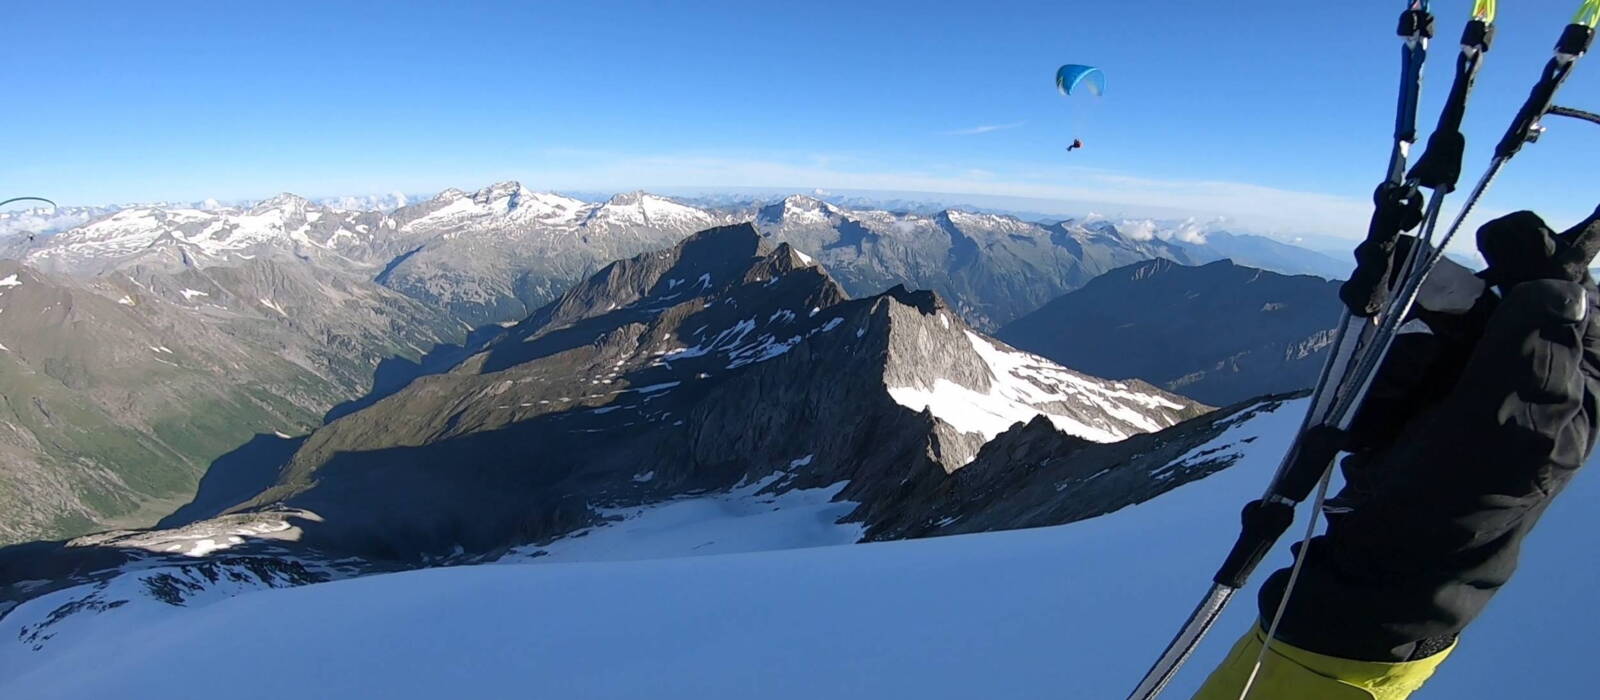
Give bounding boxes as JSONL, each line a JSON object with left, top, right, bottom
{"left": 603, "top": 190, "right": 651, "bottom": 207}
{"left": 249, "top": 193, "right": 311, "bottom": 215}
{"left": 171, "top": 220, "right": 1205, "bottom": 560}
{"left": 582, "top": 191, "right": 718, "bottom": 231}
{"left": 1128, "top": 256, "right": 1184, "bottom": 280}
{"left": 471, "top": 180, "right": 532, "bottom": 205}
{"left": 753, "top": 196, "right": 846, "bottom": 231}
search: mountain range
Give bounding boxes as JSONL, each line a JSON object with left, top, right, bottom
{"left": 4, "top": 183, "right": 1347, "bottom": 330}
{"left": 1, "top": 222, "right": 1245, "bottom": 631}
{"left": 8, "top": 183, "right": 1584, "bottom": 698}
{"left": 0, "top": 183, "right": 1351, "bottom": 547}
{"left": 162, "top": 223, "right": 1207, "bottom": 558}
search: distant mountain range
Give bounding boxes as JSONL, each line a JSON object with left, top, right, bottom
{"left": 1, "top": 224, "right": 1248, "bottom": 636}
{"left": 4, "top": 183, "right": 1347, "bottom": 329}
{"left": 0, "top": 182, "right": 1346, "bottom": 546}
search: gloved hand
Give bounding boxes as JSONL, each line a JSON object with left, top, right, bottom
{"left": 1340, "top": 183, "right": 1429, "bottom": 316}
{"left": 1477, "top": 207, "right": 1600, "bottom": 292}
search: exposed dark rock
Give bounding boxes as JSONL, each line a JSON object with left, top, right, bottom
{"left": 999, "top": 259, "right": 1342, "bottom": 405}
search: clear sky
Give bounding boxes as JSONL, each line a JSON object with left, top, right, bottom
{"left": 3, "top": 0, "right": 1597, "bottom": 238}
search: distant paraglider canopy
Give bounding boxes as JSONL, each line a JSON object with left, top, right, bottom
{"left": 2, "top": 197, "right": 57, "bottom": 243}
{"left": 0, "top": 196, "right": 56, "bottom": 210}
{"left": 1056, "top": 65, "right": 1104, "bottom": 153}
{"left": 1055, "top": 64, "right": 1106, "bottom": 97}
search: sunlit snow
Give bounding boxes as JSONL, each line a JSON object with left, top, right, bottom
{"left": 4, "top": 398, "right": 1590, "bottom": 698}
{"left": 500, "top": 472, "right": 862, "bottom": 564}
{"left": 0, "top": 401, "right": 1300, "bottom": 699}
{"left": 888, "top": 332, "right": 1188, "bottom": 446}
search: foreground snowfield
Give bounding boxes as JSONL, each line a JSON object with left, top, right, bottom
{"left": 1, "top": 399, "right": 1593, "bottom": 698}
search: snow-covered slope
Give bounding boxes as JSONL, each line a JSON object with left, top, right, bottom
{"left": 21, "top": 195, "right": 399, "bottom": 276}
{"left": 887, "top": 329, "right": 1190, "bottom": 445}
{"left": 5, "top": 402, "right": 1590, "bottom": 698}
{"left": 0, "top": 398, "right": 1302, "bottom": 697}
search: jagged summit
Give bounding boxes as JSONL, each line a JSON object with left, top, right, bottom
{"left": 757, "top": 194, "right": 841, "bottom": 225}
{"left": 604, "top": 189, "right": 650, "bottom": 206}
{"left": 148, "top": 222, "right": 1201, "bottom": 560}
{"left": 15, "top": 184, "right": 1339, "bottom": 333}
{"left": 249, "top": 192, "right": 311, "bottom": 214}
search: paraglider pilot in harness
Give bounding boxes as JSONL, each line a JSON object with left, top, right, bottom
{"left": 1188, "top": 2, "right": 1600, "bottom": 695}
{"left": 1056, "top": 64, "right": 1102, "bottom": 156}
{"left": 1194, "top": 204, "right": 1600, "bottom": 697}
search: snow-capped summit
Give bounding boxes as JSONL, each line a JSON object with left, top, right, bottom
{"left": 583, "top": 190, "right": 718, "bottom": 229}
{"left": 13, "top": 190, "right": 408, "bottom": 276}
{"left": 455, "top": 181, "right": 587, "bottom": 223}
{"left": 13, "top": 185, "right": 1345, "bottom": 331}
{"left": 249, "top": 192, "right": 311, "bottom": 216}
{"left": 757, "top": 194, "right": 842, "bottom": 227}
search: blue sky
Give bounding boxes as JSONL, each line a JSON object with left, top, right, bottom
{"left": 3, "top": 0, "right": 1597, "bottom": 238}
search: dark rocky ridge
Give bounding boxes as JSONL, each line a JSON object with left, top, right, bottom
{"left": 187, "top": 223, "right": 1202, "bottom": 559}
{"left": 998, "top": 258, "right": 1343, "bottom": 405}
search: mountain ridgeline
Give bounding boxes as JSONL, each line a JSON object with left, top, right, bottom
{"left": 9, "top": 183, "right": 1344, "bottom": 333}
{"left": 0, "top": 179, "right": 1357, "bottom": 555}
{"left": 1, "top": 223, "right": 1296, "bottom": 653}
{"left": 169, "top": 224, "right": 1206, "bottom": 558}
{"left": 0, "top": 184, "right": 1343, "bottom": 545}
{"left": 0, "top": 257, "right": 463, "bottom": 544}
{"left": 999, "top": 258, "right": 1344, "bottom": 406}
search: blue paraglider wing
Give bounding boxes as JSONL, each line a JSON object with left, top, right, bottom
{"left": 1055, "top": 65, "right": 1105, "bottom": 97}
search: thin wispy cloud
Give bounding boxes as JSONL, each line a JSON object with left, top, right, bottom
{"left": 943, "top": 122, "right": 1025, "bottom": 136}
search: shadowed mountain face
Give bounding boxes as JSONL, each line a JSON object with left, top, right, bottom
{"left": 0, "top": 258, "right": 464, "bottom": 545}
{"left": 184, "top": 223, "right": 1205, "bottom": 559}
{"left": 998, "top": 258, "right": 1343, "bottom": 406}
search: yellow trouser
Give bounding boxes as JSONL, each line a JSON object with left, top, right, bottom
{"left": 1191, "top": 625, "right": 1455, "bottom": 700}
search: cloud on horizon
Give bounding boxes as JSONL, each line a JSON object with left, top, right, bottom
{"left": 520, "top": 149, "right": 1375, "bottom": 240}
{"left": 942, "top": 122, "right": 1026, "bottom": 136}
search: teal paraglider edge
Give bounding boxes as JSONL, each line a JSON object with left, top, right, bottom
{"left": 1055, "top": 65, "right": 1105, "bottom": 97}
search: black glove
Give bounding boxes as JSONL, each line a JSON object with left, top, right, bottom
{"left": 1340, "top": 183, "right": 1428, "bottom": 316}
{"left": 1477, "top": 207, "right": 1600, "bottom": 292}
